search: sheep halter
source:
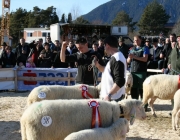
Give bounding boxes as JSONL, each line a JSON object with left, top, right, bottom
{"left": 88, "top": 100, "right": 102, "bottom": 128}
{"left": 80, "top": 85, "right": 93, "bottom": 99}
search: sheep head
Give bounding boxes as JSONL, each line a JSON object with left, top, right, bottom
{"left": 125, "top": 72, "right": 133, "bottom": 88}
{"left": 118, "top": 99, "right": 146, "bottom": 125}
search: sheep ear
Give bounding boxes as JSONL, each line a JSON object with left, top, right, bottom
{"left": 129, "top": 107, "right": 136, "bottom": 125}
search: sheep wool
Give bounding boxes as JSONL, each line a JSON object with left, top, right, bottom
{"left": 20, "top": 99, "right": 146, "bottom": 140}
{"left": 27, "top": 84, "right": 100, "bottom": 106}
{"left": 125, "top": 71, "right": 133, "bottom": 99}
{"left": 142, "top": 74, "right": 179, "bottom": 116}
{"left": 172, "top": 89, "right": 180, "bottom": 130}
{"left": 64, "top": 118, "right": 129, "bottom": 140}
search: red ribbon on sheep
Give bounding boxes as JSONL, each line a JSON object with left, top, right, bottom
{"left": 88, "top": 100, "right": 102, "bottom": 128}
{"left": 80, "top": 85, "right": 93, "bottom": 99}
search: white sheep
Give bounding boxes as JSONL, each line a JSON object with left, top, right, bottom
{"left": 172, "top": 89, "right": 180, "bottom": 130}
{"left": 142, "top": 74, "right": 179, "bottom": 116}
{"left": 20, "top": 99, "right": 146, "bottom": 140}
{"left": 64, "top": 118, "right": 129, "bottom": 140}
{"left": 125, "top": 71, "right": 133, "bottom": 99}
{"left": 27, "top": 84, "right": 101, "bottom": 106}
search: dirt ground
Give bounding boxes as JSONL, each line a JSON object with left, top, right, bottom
{"left": 0, "top": 91, "right": 180, "bottom": 140}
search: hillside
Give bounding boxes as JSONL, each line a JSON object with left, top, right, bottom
{"left": 82, "top": 0, "right": 180, "bottom": 24}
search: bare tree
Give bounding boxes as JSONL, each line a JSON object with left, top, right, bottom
{"left": 71, "top": 5, "right": 82, "bottom": 20}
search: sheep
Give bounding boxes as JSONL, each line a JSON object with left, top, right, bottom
{"left": 125, "top": 71, "right": 133, "bottom": 99}
{"left": 64, "top": 118, "right": 129, "bottom": 140}
{"left": 20, "top": 99, "right": 146, "bottom": 140}
{"left": 172, "top": 89, "right": 180, "bottom": 130}
{"left": 27, "top": 83, "right": 101, "bottom": 106}
{"left": 142, "top": 74, "right": 179, "bottom": 116}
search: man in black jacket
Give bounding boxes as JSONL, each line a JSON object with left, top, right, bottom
{"left": 147, "top": 38, "right": 163, "bottom": 69}
{"left": 118, "top": 37, "right": 129, "bottom": 59}
{"left": 60, "top": 37, "right": 105, "bottom": 85}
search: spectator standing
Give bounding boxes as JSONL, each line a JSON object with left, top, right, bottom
{"left": 66, "top": 40, "right": 78, "bottom": 68}
{"left": 46, "top": 36, "right": 55, "bottom": 51}
{"left": 38, "top": 43, "right": 53, "bottom": 68}
{"left": 161, "top": 38, "right": 171, "bottom": 74}
{"left": 118, "top": 37, "right": 129, "bottom": 59}
{"left": 1, "top": 46, "right": 16, "bottom": 68}
{"left": 52, "top": 40, "right": 69, "bottom": 68}
{"left": 97, "top": 39, "right": 105, "bottom": 57}
{"left": 127, "top": 35, "right": 149, "bottom": 108}
{"left": 168, "top": 35, "right": 180, "bottom": 75}
{"left": 147, "top": 38, "right": 163, "bottom": 70}
{"left": 99, "top": 36, "right": 127, "bottom": 102}
{"left": 15, "top": 38, "right": 30, "bottom": 66}
{"left": 60, "top": 37, "right": 105, "bottom": 85}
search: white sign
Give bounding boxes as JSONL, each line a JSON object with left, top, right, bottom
{"left": 41, "top": 116, "right": 52, "bottom": 127}
{"left": 38, "top": 92, "right": 46, "bottom": 99}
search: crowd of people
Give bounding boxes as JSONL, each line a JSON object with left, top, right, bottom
{"left": 1, "top": 33, "right": 180, "bottom": 105}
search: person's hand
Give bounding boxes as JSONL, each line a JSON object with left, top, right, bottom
{"left": 128, "top": 53, "right": 134, "bottom": 59}
{"left": 103, "top": 95, "right": 110, "bottom": 101}
{"left": 160, "top": 53, "right": 164, "bottom": 58}
{"left": 168, "top": 64, "right": 171, "bottom": 69}
{"left": 161, "top": 68, "right": 164, "bottom": 73}
{"left": 62, "top": 41, "right": 68, "bottom": 50}
{"left": 171, "top": 42, "right": 176, "bottom": 48}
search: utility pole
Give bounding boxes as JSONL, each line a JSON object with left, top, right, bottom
{"left": 1, "top": 0, "right": 11, "bottom": 45}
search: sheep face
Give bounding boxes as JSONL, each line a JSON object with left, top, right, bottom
{"left": 125, "top": 72, "right": 133, "bottom": 88}
{"left": 129, "top": 103, "right": 146, "bottom": 125}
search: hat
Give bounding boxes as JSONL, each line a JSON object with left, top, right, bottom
{"left": 118, "top": 37, "right": 124, "bottom": 42}
{"left": 152, "top": 38, "right": 158, "bottom": 43}
{"left": 76, "top": 37, "right": 87, "bottom": 44}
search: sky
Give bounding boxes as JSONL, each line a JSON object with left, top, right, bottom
{"left": 1, "top": 0, "right": 110, "bottom": 18}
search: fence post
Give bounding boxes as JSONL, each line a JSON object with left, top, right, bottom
{"left": 14, "top": 69, "right": 18, "bottom": 92}
{"left": 68, "top": 72, "right": 71, "bottom": 86}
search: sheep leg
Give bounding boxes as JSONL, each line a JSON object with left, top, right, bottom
{"left": 172, "top": 109, "right": 178, "bottom": 130}
{"left": 175, "top": 110, "right": 180, "bottom": 129}
{"left": 148, "top": 97, "right": 157, "bottom": 117}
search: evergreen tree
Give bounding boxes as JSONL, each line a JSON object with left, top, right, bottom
{"left": 74, "top": 16, "right": 90, "bottom": 24}
{"left": 67, "top": 13, "right": 72, "bottom": 23}
{"left": 9, "top": 8, "right": 28, "bottom": 46}
{"left": 60, "top": 13, "right": 66, "bottom": 23}
{"left": 112, "top": 11, "right": 137, "bottom": 32}
{"left": 138, "top": 0, "right": 170, "bottom": 35}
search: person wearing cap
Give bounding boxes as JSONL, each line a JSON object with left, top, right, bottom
{"left": 100, "top": 35, "right": 127, "bottom": 101}
{"left": 118, "top": 37, "right": 129, "bottom": 59}
{"left": 127, "top": 35, "right": 149, "bottom": 110}
{"left": 60, "top": 37, "right": 105, "bottom": 85}
{"left": 147, "top": 37, "right": 164, "bottom": 71}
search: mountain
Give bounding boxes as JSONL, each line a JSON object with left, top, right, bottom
{"left": 82, "top": 0, "right": 180, "bottom": 24}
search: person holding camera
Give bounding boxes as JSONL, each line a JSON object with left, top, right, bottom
{"left": 38, "top": 43, "right": 53, "bottom": 68}
{"left": 60, "top": 37, "right": 105, "bottom": 85}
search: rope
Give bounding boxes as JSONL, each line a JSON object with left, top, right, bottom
{"left": 170, "top": 68, "right": 180, "bottom": 74}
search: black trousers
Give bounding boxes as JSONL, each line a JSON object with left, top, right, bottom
{"left": 131, "top": 87, "right": 143, "bottom": 100}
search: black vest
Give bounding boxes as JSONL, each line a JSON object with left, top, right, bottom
{"left": 130, "top": 46, "right": 147, "bottom": 72}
